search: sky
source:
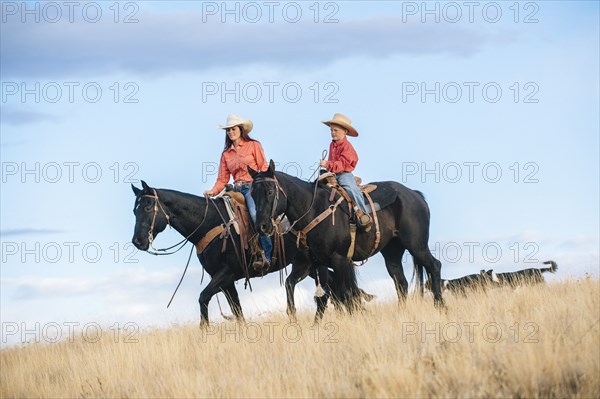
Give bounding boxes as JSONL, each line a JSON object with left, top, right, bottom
{"left": 1, "top": 1, "right": 599, "bottom": 346}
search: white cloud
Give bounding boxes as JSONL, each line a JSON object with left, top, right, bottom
{"left": 2, "top": 11, "right": 500, "bottom": 79}
{"left": 2, "top": 267, "right": 179, "bottom": 300}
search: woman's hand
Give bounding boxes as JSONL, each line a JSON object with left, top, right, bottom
{"left": 203, "top": 190, "right": 214, "bottom": 197}
{"left": 319, "top": 160, "right": 328, "bottom": 169}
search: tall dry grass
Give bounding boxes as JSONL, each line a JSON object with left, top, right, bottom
{"left": 2, "top": 278, "right": 599, "bottom": 398}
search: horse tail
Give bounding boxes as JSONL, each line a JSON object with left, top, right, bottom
{"left": 337, "top": 260, "right": 360, "bottom": 310}
{"left": 410, "top": 190, "right": 428, "bottom": 296}
{"left": 414, "top": 190, "right": 431, "bottom": 216}
{"left": 412, "top": 257, "right": 425, "bottom": 296}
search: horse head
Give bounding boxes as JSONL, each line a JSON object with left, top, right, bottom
{"left": 131, "top": 180, "right": 170, "bottom": 251}
{"left": 248, "top": 159, "right": 285, "bottom": 237}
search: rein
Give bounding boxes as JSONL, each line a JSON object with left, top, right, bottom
{"left": 138, "top": 189, "right": 210, "bottom": 308}
{"left": 142, "top": 189, "right": 210, "bottom": 256}
{"left": 208, "top": 197, "right": 253, "bottom": 291}
{"left": 252, "top": 174, "right": 320, "bottom": 236}
{"left": 251, "top": 176, "right": 287, "bottom": 224}
{"left": 253, "top": 172, "right": 378, "bottom": 262}
{"left": 253, "top": 149, "right": 327, "bottom": 236}
{"left": 288, "top": 150, "right": 328, "bottom": 231}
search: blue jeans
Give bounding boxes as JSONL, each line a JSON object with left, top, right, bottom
{"left": 236, "top": 185, "right": 273, "bottom": 261}
{"left": 337, "top": 172, "right": 369, "bottom": 213}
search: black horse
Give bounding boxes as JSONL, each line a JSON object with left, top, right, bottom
{"left": 250, "top": 161, "right": 444, "bottom": 320}
{"left": 131, "top": 181, "right": 367, "bottom": 325}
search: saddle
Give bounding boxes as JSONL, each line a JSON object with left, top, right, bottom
{"left": 195, "top": 189, "right": 259, "bottom": 261}
{"left": 299, "top": 173, "right": 381, "bottom": 260}
{"left": 318, "top": 172, "right": 378, "bottom": 214}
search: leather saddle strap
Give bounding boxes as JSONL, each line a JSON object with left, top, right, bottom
{"left": 330, "top": 184, "right": 354, "bottom": 211}
{"left": 295, "top": 195, "right": 345, "bottom": 248}
{"left": 226, "top": 195, "right": 252, "bottom": 268}
{"left": 210, "top": 199, "right": 252, "bottom": 290}
{"left": 347, "top": 223, "right": 357, "bottom": 260}
{"left": 195, "top": 224, "right": 225, "bottom": 254}
{"left": 234, "top": 202, "right": 250, "bottom": 250}
{"left": 223, "top": 197, "right": 240, "bottom": 234}
{"left": 364, "top": 191, "right": 381, "bottom": 256}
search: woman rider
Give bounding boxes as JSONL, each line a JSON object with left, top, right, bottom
{"left": 204, "top": 115, "right": 273, "bottom": 271}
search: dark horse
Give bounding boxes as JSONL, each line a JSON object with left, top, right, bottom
{"left": 131, "top": 180, "right": 364, "bottom": 325}
{"left": 250, "top": 161, "right": 444, "bottom": 320}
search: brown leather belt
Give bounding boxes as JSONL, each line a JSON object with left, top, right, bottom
{"left": 234, "top": 181, "right": 252, "bottom": 189}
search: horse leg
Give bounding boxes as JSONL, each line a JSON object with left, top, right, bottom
{"left": 326, "top": 271, "right": 345, "bottom": 314}
{"left": 412, "top": 248, "right": 444, "bottom": 308}
{"left": 222, "top": 283, "right": 245, "bottom": 324}
{"left": 381, "top": 243, "right": 408, "bottom": 303}
{"left": 198, "top": 271, "right": 236, "bottom": 327}
{"left": 313, "top": 264, "right": 331, "bottom": 324}
{"left": 285, "top": 258, "right": 311, "bottom": 322}
{"left": 330, "top": 254, "right": 360, "bottom": 315}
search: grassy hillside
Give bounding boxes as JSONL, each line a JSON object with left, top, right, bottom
{"left": 2, "top": 278, "right": 599, "bottom": 398}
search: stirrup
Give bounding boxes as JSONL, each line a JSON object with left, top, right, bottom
{"left": 252, "top": 251, "right": 270, "bottom": 272}
{"left": 358, "top": 214, "right": 372, "bottom": 232}
{"left": 318, "top": 172, "right": 335, "bottom": 182}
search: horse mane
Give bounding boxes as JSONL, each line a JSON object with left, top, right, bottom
{"left": 156, "top": 188, "right": 203, "bottom": 202}
{"left": 153, "top": 188, "right": 209, "bottom": 214}
{"left": 273, "top": 170, "right": 314, "bottom": 188}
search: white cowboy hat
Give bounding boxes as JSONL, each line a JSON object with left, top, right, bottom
{"left": 217, "top": 114, "right": 253, "bottom": 134}
{"left": 321, "top": 113, "right": 358, "bottom": 137}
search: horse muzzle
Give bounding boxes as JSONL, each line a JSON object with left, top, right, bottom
{"left": 258, "top": 222, "right": 274, "bottom": 236}
{"left": 132, "top": 236, "right": 149, "bottom": 251}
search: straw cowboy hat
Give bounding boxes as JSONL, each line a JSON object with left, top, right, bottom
{"left": 218, "top": 114, "right": 253, "bottom": 134}
{"left": 321, "top": 113, "right": 358, "bottom": 137}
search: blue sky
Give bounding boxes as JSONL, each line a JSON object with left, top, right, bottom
{"left": 1, "top": 1, "right": 598, "bottom": 345}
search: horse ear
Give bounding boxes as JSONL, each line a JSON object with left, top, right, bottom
{"left": 131, "top": 184, "right": 142, "bottom": 196}
{"left": 268, "top": 159, "right": 276, "bottom": 174}
{"left": 247, "top": 166, "right": 258, "bottom": 179}
{"left": 141, "top": 180, "right": 150, "bottom": 192}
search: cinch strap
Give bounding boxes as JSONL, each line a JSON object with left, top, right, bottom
{"left": 295, "top": 195, "right": 346, "bottom": 249}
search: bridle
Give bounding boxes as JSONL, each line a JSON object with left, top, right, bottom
{"left": 251, "top": 150, "right": 327, "bottom": 234}
{"left": 252, "top": 173, "right": 320, "bottom": 235}
{"left": 135, "top": 187, "right": 213, "bottom": 308}
{"left": 251, "top": 176, "right": 287, "bottom": 227}
{"left": 139, "top": 189, "right": 171, "bottom": 248}
{"left": 137, "top": 188, "right": 208, "bottom": 256}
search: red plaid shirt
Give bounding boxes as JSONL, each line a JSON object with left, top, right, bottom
{"left": 324, "top": 136, "right": 359, "bottom": 174}
{"left": 210, "top": 140, "right": 268, "bottom": 193}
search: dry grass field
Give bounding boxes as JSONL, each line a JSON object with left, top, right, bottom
{"left": 2, "top": 278, "right": 599, "bottom": 398}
